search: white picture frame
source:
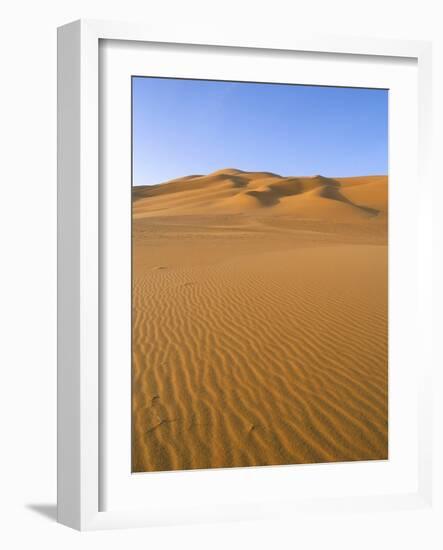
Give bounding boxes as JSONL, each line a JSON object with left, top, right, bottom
{"left": 57, "top": 19, "right": 434, "bottom": 531}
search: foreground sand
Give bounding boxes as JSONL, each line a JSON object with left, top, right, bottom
{"left": 132, "top": 169, "right": 388, "bottom": 472}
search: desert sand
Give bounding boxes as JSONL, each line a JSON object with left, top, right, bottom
{"left": 132, "top": 169, "right": 388, "bottom": 472}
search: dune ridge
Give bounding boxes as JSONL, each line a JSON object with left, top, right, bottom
{"left": 133, "top": 169, "right": 387, "bottom": 221}
{"left": 132, "top": 169, "right": 388, "bottom": 472}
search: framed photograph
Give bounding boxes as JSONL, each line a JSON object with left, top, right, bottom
{"left": 57, "top": 19, "right": 434, "bottom": 530}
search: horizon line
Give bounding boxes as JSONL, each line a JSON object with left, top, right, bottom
{"left": 133, "top": 169, "right": 389, "bottom": 188}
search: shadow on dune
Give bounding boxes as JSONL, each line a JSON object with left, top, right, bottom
{"left": 242, "top": 175, "right": 380, "bottom": 216}
{"left": 245, "top": 189, "right": 280, "bottom": 206}
{"left": 229, "top": 175, "right": 249, "bottom": 188}
{"left": 243, "top": 176, "right": 327, "bottom": 207}
{"left": 319, "top": 178, "right": 380, "bottom": 217}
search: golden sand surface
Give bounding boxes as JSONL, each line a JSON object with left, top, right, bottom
{"left": 132, "top": 170, "right": 388, "bottom": 472}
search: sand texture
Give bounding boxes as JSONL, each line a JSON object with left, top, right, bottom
{"left": 132, "top": 169, "right": 388, "bottom": 472}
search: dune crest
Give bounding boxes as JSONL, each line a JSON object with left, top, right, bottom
{"left": 133, "top": 169, "right": 387, "bottom": 221}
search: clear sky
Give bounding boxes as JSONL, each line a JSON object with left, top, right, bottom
{"left": 132, "top": 77, "right": 388, "bottom": 186}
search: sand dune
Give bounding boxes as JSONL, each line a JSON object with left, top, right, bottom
{"left": 133, "top": 170, "right": 387, "bottom": 220}
{"left": 132, "top": 169, "right": 388, "bottom": 472}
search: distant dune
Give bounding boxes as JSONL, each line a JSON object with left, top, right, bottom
{"left": 133, "top": 169, "right": 387, "bottom": 221}
{"left": 132, "top": 169, "right": 388, "bottom": 472}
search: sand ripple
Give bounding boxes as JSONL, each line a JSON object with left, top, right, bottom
{"left": 132, "top": 244, "right": 387, "bottom": 472}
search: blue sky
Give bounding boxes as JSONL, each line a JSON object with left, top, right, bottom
{"left": 132, "top": 77, "right": 388, "bottom": 186}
